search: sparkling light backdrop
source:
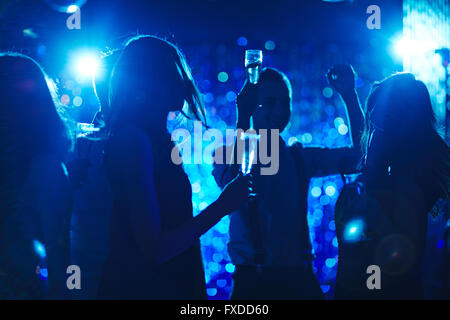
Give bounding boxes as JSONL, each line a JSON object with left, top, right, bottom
{"left": 402, "top": 0, "right": 449, "bottom": 131}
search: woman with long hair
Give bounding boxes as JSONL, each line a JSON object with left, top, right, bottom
{"left": 0, "top": 53, "right": 72, "bottom": 299}
{"left": 97, "top": 35, "right": 252, "bottom": 299}
{"left": 335, "top": 73, "right": 449, "bottom": 299}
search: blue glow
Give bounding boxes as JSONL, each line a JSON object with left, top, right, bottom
{"left": 33, "top": 240, "right": 46, "bottom": 258}
{"left": 217, "top": 72, "right": 229, "bottom": 82}
{"left": 343, "top": 219, "right": 365, "bottom": 242}
{"left": 313, "top": 209, "right": 323, "bottom": 220}
{"left": 198, "top": 201, "right": 208, "bottom": 210}
{"left": 302, "top": 133, "right": 313, "bottom": 144}
{"left": 39, "top": 268, "right": 48, "bottom": 280}
{"left": 325, "top": 258, "right": 336, "bottom": 268}
{"left": 328, "top": 220, "right": 336, "bottom": 231}
{"left": 216, "top": 279, "right": 227, "bottom": 288}
{"left": 325, "top": 185, "right": 336, "bottom": 197}
{"left": 61, "top": 162, "right": 69, "bottom": 178}
{"left": 203, "top": 92, "right": 214, "bottom": 103}
{"left": 265, "top": 40, "right": 276, "bottom": 51}
{"left": 215, "top": 220, "right": 229, "bottom": 234}
{"left": 207, "top": 288, "right": 217, "bottom": 296}
{"left": 337, "top": 124, "right": 348, "bottom": 135}
{"left": 287, "top": 136, "right": 298, "bottom": 146}
{"left": 212, "top": 237, "right": 225, "bottom": 251}
{"left": 246, "top": 149, "right": 255, "bottom": 175}
{"left": 320, "top": 285, "right": 330, "bottom": 293}
{"left": 319, "top": 195, "right": 330, "bottom": 206}
{"left": 73, "top": 53, "right": 100, "bottom": 80}
{"left": 225, "top": 263, "right": 236, "bottom": 273}
{"left": 192, "top": 182, "right": 201, "bottom": 193}
{"left": 237, "top": 37, "right": 248, "bottom": 47}
{"left": 392, "top": 34, "right": 436, "bottom": 62}
{"left": 334, "top": 117, "right": 345, "bottom": 128}
{"left": 37, "top": 45, "right": 47, "bottom": 57}
{"left": 332, "top": 237, "right": 339, "bottom": 247}
{"left": 66, "top": 5, "right": 79, "bottom": 13}
{"left": 208, "top": 261, "right": 220, "bottom": 273}
{"left": 212, "top": 253, "right": 223, "bottom": 262}
{"left": 73, "top": 96, "right": 83, "bottom": 107}
{"left": 311, "top": 186, "right": 322, "bottom": 197}
{"left": 225, "top": 91, "right": 237, "bottom": 102}
{"left": 322, "top": 87, "right": 333, "bottom": 98}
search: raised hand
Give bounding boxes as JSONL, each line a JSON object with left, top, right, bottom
{"left": 327, "top": 64, "right": 356, "bottom": 97}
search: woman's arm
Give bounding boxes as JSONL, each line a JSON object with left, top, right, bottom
{"left": 114, "top": 128, "right": 250, "bottom": 266}
{"left": 300, "top": 65, "right": 365, "bottom": 178}
{"left": 327, "top": 64, "right": 365, "bottom": 150}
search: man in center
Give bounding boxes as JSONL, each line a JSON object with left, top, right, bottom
{"left": 213, "top": 65, "right": 364, "bottom": 299}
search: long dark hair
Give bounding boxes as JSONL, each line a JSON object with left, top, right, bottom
{"left": 361, "top": 73, "right": 449, "bottom": 211}
{"left": 0, "top": 53, "right": 71, "bottom": 211}
{"left": 106, "top": 35, "right": 207, "bottom": 135}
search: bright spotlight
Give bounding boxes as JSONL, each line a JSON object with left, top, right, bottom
{"left": 66, "top": 4, "right": 79, "bottom": 13}
{"left": 394, "top": 38, "right": 413, "bottom": 58}
{"left": 391, "top": 34, "right": 437, "bottom": 61}
{"left": 76, "top": 55, "right": 99, "bottom": 79}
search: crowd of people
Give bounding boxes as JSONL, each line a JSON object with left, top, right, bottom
{"left": 0, "top": 35, "right": 448, "bottom": 299}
